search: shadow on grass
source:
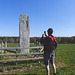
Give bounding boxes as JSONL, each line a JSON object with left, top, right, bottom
{"left": 0, "top": 59, "right": 43, "bottom": 66}
{"left": 25, "top": 74, "right": 37, "bottom": 75}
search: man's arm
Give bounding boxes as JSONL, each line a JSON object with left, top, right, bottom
{"left": 40, "top": 34, "right": 45, "bottom": 44}
{"left": 54, "top": 36, "right": 58, "bottom": 49}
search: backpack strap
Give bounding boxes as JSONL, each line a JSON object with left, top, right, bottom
{"left": 48, "top": 35, "right": 55, "bottom": 41}
{"left": 47, "top": 35, "right": 57, "bottom": 50}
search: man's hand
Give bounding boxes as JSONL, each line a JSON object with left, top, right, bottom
{"left": 42, "top": 33, "right": 45, "bottom": 37}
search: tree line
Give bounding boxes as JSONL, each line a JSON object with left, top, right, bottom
{"left": 0, "top": 36, "right": 75, "bottom": 44}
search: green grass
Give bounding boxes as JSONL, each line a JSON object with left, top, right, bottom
{"left": 7, "top": 43, "right": 37, "bottom": 47}
{"left": 0, "top": 44, "right": 75, "bottom": 75}
{"left": 7, "top": 43, "right": 18, "bottom": 47}
{"left": 55, "top": 44, "right": 75, "bottom": 75}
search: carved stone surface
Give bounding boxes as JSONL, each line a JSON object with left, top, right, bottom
{"left": 19, "top": 14, "right": 30, "bottom": 53}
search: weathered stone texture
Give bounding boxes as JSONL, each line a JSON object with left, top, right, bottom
{"left": 19, "top": 14, "right": 30, "bottom": 53}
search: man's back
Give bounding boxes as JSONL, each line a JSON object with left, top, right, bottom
{"left": 40, "top": 35, "right": 57, "bottom": 51}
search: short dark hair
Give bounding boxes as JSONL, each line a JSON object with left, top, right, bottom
{"left": 47, "top": 28, "right": 53, "bottom": 35}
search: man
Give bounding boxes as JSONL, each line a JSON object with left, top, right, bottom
{"left": 40, "top": 28, "right": 57, "bottom": 75}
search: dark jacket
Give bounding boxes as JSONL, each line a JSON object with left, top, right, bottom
{"left": 40, "top": 35, "right": 57, "bottom": 52}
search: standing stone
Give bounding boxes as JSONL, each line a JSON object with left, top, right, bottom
{"left": 19, "top": 14, "right": 30, "bottom": 53}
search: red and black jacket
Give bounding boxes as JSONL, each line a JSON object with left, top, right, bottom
{"left": 40, "top": 35, "right": 57, "bottom": 51}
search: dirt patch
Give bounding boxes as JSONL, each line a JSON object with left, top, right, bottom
{"left": 1, "top": 66, "right": 28, "bottom": 75}
{"left": 56, "top": 61, "right": 67, "bottom": 68}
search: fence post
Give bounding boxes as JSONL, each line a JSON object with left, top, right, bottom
{"left": 4, "top": 42, "right": 7, "bottom": 54}
{"left": 0, "top": 43, "right": 1, "bottom": 52}
{"left": 2, "top": 42, "right": 4, "bottom": 54}
{"left": 16, "top": 49, "right": 18, "bottom": 67}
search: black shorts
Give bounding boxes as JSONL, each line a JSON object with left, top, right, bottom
{"left": 43, "top": 50, "right": 55, "bottom": 65}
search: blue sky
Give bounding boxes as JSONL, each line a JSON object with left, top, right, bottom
{"left": 0, "top": 0, "right": 75, "bottom": 37}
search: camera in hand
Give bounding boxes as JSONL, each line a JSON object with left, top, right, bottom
{"left": 44, "top": 31, "right": 46, "bottom": 34}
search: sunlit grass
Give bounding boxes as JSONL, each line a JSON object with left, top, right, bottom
{"left": 0, "top": 44, "right": 75, "bottom": 75}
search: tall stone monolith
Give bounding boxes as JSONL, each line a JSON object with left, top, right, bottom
{"left": 19, "top": 14, "right": 30, "bottom": 53}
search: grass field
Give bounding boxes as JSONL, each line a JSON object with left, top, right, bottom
{"left": 0, "top": 44, "right": 75, "bottom": 75}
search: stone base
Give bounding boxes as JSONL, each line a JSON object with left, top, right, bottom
{"left": 20, "top": 49, "right": 29, "bottom": 53}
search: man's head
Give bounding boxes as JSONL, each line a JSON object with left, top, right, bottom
{"left": 47, "top": 28, "right": 53, "bottom": 35}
